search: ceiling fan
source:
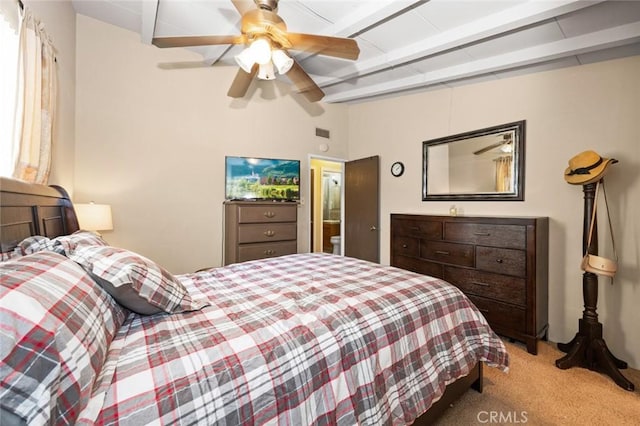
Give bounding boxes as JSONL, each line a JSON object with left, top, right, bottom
{"left": 473, "top": 133, "right": 513, "bottom": 155}
{"left": 152, "top": 0, "right": 360, "bottom": 102}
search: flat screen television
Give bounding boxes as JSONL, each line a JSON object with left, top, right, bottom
{"left": 225, "top": 156, "right": 300, "bottom": 201}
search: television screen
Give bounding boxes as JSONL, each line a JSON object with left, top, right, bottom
{"left": 225, "top": 156, "right": 300, "bottom": 201}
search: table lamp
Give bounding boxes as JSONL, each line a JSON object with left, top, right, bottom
{"left": 75, "top": 202, "right": 113, "bottom": 235}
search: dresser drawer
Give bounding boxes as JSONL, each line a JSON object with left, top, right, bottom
{"left": 476, "top": 246, "right": 526, "bottom": 277}
{"left": 238, "top": 223, "right": 297, "bottom": 243}
{"left": 420, "top": 240, "right": 474, "bottom": 267}
{"left": 237, "top": 204, "right": 297, "bottom": 223}
{"left": 392, "top": 218, "right": 442, "bottom": 239}
{"left": 392, "top": 236, "right": 420, "bottom": 257}
{"left": 467, "top": 295, "right": 526, "bottom": 333}
{"left": 445, "top": 223, "right": 526, "bottom": 250}
{"left": 392, "top": 255, "right": 444, "bottom": 279}
{"left": 444, "top": 266, "right": 526, "bottom": 306}
{"left": 237, "top": 241, "right": 297, "bottom": 262}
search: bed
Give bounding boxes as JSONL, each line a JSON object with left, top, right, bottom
{"left": 0, "top": 177, "right": 509, "bottom": 425}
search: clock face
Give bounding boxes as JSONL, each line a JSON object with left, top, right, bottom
{"left": 391, "top": 162, "right": 404, "bottom": 177}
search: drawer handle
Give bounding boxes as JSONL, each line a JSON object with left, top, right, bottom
{"left": 474, "top": 232, "right": 491, "bottom": 236}
{"left": 410, "top": 226, "right": 420, "bottom": 231}
{"left": 264, "top": 211, "right": 276, "bottom": 218}
{"left": 472, "top": 281, "right": 490, "bottom": 287}
{"left": 496, "top": 258, "right": 504, "bottom": 263}
{"left": 264, "top": 230, "right": 275, "bottom": 237}
{"left": 402, "top": 244, "right": 408, "bottom": 248}
{"left": 435, "top": 250, "right": 450, "bottom": 255}
{"left": 264, "top": 249, "right": 275, "bottom": 255}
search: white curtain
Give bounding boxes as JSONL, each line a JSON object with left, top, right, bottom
{"left": 12, "top": 7, "right": 57, "bottom": 184}
{"left": 0, "top": 1, "right": 20, "bottom": 176}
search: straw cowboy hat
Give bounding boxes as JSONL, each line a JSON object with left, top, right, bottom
{"left": 564, "top": 150, "right": 618, "bottom": 185}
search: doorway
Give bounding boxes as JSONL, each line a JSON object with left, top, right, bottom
{"left": 309, "top": 157, "right": 344, "bottom": 255}
{"left": 309, "top": 155, "right": 380, "bottom": 262}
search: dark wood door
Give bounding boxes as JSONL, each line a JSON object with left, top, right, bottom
{"left": 345, "top": 156, "right": 379, "bottom": 263}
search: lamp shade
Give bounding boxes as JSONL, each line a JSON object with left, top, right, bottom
{"left": 250, "top": 37, "right": 272, "bottom": 65}
{"left": 257, "top": 62, "right": 276, "bottom": 80}
{"left": 234, "top": 47, "right": 256, "bottom": 73}
{"left": 235, "top": 37, "right": 273, "bottom": 73}
{"left": 272, "top": 49, "right": 293, "bottom": 74}
{"left": 75, "top": 203, "right": 113, "bottom": 231}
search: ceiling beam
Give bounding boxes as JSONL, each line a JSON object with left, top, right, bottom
{"left": 140, "top": 0, "right": 159, "bottom": 44}
{"left": 324, "top": 0, "right": 428, "bottom": 38}
{"left": 316, "top": 0, "right": 605, "bottom": 89}
{"left": 323, "top": 21, "right": 640, "bottom": 103}
{"left": 201, "top": 0, "right": 427, "bottom": 65}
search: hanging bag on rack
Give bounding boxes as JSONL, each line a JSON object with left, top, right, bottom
{"left": 580, "top": 180, "right": 618, "bottom": 278}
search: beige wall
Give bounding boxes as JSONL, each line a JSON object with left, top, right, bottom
{"left": 24, "top": 0, "right": 76, "bottom": 190}
{"left": 72, "top": 11, "right": 639, "bottom": 369}
{"left": 74, "top": 15, "right": 349, "bottom": 274}
{"left": 348, "top": 56, "right": 640, "bottom": 369}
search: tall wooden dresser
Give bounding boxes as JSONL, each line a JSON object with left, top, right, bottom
{"left": 224, "top": 201, "right": 298, "bottom": 265}
{"left": 391, "top": 214, "right": 548, "bottom": 354}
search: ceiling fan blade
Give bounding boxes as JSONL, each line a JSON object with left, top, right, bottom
{"left": 286, "top": 33, "right": 360, "bottom": 60}
{"left": 227, "top": 64, "right": 258, "bottom": 98}
{"left": 231, "top": 0, "right": 256, "bottom": 16}
{"left": 152, "top": 35, "right": 245, "bottom": 48}
{"left": 287, "top": 61, "right": 324, "bottom": 102}
{"left": 473, "top": 141, "right": 506, "bottom": 155}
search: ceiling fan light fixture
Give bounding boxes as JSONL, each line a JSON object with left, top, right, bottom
{"left": 156, "top": 0, "right": 358, "bottom": 102}
{"left": 257, "top": 62, "right": 276, "bottom": 80}
{"left": 272, "top": 49, "right": 293, "bottom": 74}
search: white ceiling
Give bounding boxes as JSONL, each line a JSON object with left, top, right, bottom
{"left": 71, "top": 0, "right": 640, "bottom": 104}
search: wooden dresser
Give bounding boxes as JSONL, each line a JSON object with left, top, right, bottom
{"left": 391, "top": 214, "right": 548, "bottom": 354}
{"left": 224, "top": 201, "right": 298, "bottom": 265}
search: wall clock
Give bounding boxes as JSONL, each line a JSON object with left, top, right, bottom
{"left": 391, "top": 161, "right": 405, "bottom": 177}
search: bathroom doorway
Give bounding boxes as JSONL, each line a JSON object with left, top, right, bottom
{"left": 309, "top": 157, "right": 344, "bottom": 255}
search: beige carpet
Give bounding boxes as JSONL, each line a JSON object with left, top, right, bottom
{"left": 435, "top": 341, "right": 640, "bottom": 425}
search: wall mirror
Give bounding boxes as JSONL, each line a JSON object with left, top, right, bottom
{"left": 422, "top": 120, "right": 525, "bottom": 201}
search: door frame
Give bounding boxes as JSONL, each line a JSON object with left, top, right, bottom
{"left": 308, "top": 154, "right": 345, "bottom": 255}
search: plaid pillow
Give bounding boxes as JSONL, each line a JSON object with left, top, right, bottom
{"left": 0, "top": 231, "right": 107, "bottom": 262}
{"left": 0, "top": 251, "right": 127, "bottom": 425}
{"left": 68, "top": 245, "right": 209, "bottom": 314}
{"left": 54, "top": 230, "right": 108, "bottom": 253}
{"left": 0, "top": 248, "right": 23, "bottom": 262}
{"left": 1, "top": 235, "right": 56, "bottom": 262}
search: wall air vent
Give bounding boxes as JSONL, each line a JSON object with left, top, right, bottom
{"left": 315, "top": 128, "right": 330, "bottom": 139}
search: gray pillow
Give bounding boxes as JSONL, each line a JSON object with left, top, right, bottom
{"left": 86, "top": 271, "right": 163, "bottom": 315}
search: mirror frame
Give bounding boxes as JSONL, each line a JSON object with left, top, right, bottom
{"left": 422, "top": 120, "right": 526, "bottom": 201}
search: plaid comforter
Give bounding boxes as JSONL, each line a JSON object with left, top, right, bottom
{"left": 78, "top": 253, "right": 509, "bottom": 425}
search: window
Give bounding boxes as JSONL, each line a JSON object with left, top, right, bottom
{"left": 1, "top": 2, "right": 57, "bottom": 184}
{"left": 0, "top": 2, "right": 20, "bottom": 177}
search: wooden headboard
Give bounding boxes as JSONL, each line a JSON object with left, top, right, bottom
{"left": 0, "top": 177, "right": 79, "bottom": 253}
